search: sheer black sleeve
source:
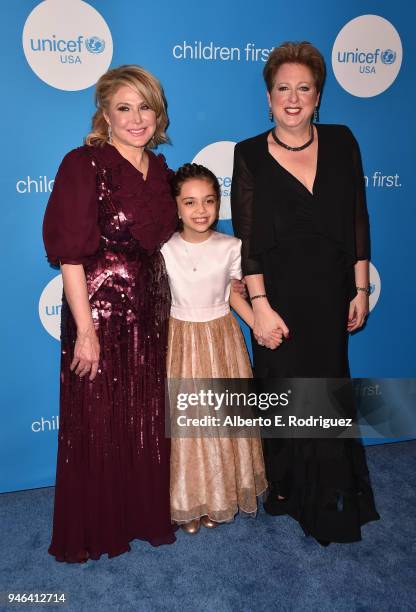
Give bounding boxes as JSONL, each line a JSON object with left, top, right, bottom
{"left": 231, "top": 144, "right": 263, "bottom": 275}
{"left": 350, "top": 130, "right": 371, "bottom": 260}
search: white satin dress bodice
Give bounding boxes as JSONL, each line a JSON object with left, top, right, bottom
{"left": 161, "top": 231, "right": 242, "bottom": 322}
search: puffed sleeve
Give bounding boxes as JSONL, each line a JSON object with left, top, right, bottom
{"left": 350, "top": 130, "right": 371, "bottom": 260}
{"left": 229, "top": 238, "right": 243, "bottom": 280}
{"left": 43, "top": 148, "right": 100, "bottom": 266}
{"left": 231, "top": 144, "right": 263, "bottom": 276}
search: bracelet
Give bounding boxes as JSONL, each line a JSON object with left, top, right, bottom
{"left": 356, "top": 286, "right": 371, "bottom": 295}
{"left": 250, "top": 294, "right": 267, "bottom": 301}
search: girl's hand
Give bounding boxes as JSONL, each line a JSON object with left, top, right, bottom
{"left": 269, "top": 328, "right": 284, "bottom": 347}
{"left": 231, "top": 278, "right": 247, "bottom": 299}
{"left": 261, "top": 328, "right": 284, "bottom": 350}
{"left": 253, "top": 303, "right": 289, "bottom": 347}
{"left": 347, "top": 292, "right": 369, "bottom": 332}
{"left": 70, "top": 327, "right": 100, "bottom": 381}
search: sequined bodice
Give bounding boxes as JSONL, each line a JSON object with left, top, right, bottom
{"left": 85, "top": 153, "right": 172, "bottom": 324}
{"left": 43, "top": 143, "right": 177, "bottom": 266}
{"left": 92, "top": 157, "right": 145, "bottom": 256}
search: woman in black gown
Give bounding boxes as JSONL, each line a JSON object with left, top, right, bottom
{"left": 231, "top": 42, "right": 379, "bottom": 544}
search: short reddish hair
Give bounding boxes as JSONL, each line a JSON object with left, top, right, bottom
{"left": 263, "top": 41, "right": 326, "bottom": 93}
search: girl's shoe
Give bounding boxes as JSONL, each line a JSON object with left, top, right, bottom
{"left": 201, "top": 515, "right": 219, "bottom": 529}
{"left": 181, "top": 519, "right": 201, "bottom": 534}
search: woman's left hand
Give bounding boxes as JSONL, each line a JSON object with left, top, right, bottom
{"left": 347, "top": 292, "right": 369, "bottom": 332}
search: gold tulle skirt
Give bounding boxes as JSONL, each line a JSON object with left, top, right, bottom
{"left": 167, "top": 312, "right": 267, "bottom": 524}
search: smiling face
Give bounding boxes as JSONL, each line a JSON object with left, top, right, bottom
{"left": 267, "top": 62, "right": 320, "bottom": 132}
{"left": 176, "top": 178, "right": 219, "bottom": 242}
{"left": 104, "top": 84, "right": 157, "bottom": 151}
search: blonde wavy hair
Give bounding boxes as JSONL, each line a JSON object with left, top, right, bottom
{"left": 85, "top": 64, "right": 169, "bottom": 148}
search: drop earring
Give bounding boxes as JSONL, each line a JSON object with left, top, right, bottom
{"left": 313, "top": 107, "right": 319, "bottom": 123}
{"left": 107, "top": 124, "right": 113, "bottom": 143}
{"left": 268, "top": 107, "right": 273, "bottom": 122}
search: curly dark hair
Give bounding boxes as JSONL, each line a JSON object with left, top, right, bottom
{"left": 171, "top": 163, "right": 221, "bottom": 201}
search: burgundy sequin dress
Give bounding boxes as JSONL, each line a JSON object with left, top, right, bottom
{"left": 43, "top": 143, "right": 178, "bottom": 561}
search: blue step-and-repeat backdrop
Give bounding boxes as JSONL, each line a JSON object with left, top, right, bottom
{"left": 1, "top": 0, "right": 414, "bottom": 492}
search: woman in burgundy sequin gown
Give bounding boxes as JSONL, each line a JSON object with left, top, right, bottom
{"left": 43, "top": 66, "right": 178, "bottom": 561}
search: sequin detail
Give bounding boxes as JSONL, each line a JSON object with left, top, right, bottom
{"left": 49, "top": 148, "right": 177, "bottom": 562}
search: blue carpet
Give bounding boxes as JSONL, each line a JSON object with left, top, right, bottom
{"left": 0, "top": 442, "right": 415, "bottom": 612}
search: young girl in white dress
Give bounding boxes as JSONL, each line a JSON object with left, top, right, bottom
{"left": 162, "top": 163, "right": 274, "bottom": 534}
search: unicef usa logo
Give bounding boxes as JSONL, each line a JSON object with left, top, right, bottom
{"left": 332, "top": 15, "right": 402, "bottom": 97}
{"left": 192, "top": 142, "right": 236, "bottom": 220}
{"left": 85, "top": 36, "right": 105, "bottom": 54}
{"left": 369, "top": 262, "right": 381, "bottom": 312}
{"left": 22, "top": 0, "right": 113, "bottom": 91}
{"left": 39, "top": 274, "right": 63, "bottom": 341}
{"left": 380, "top": 50, "right": 396, "bottom": 65}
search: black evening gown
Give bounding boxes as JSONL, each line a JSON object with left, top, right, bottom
{"left": 43, "top": 143, "right": 178, "bottom": 561}
{"left": 231, "top": 125, "right": 380, "bottom": 543}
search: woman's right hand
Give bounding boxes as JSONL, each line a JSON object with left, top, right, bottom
{"left": 70, "top": 327, "right": 100, "bottom": 381}
{"left": 253, "top": 302, "right": 289, "bottom": 349}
